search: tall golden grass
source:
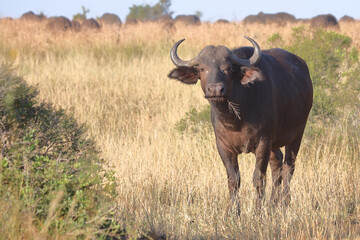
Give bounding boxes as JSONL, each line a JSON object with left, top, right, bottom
{"left": 0, "top": 19, "right": 359, "bottom": 239}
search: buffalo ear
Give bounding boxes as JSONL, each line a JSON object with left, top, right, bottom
{"left": 240, "top": 67, "right": 263, "bottom": 85}
{"left": 168, "top": 67, "right": 199, "bottom": 84}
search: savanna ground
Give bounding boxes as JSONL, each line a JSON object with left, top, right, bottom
{"left": 0, "top": 18, "right": 359, "bottom": 239}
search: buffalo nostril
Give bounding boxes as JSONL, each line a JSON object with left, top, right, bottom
{"left": 220, "top": 86, "right": 225, "bottom": 95}
{"left": 208, "top": 86, "right": 213, "bottom": 93}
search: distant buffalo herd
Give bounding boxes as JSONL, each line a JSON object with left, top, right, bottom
{"left": 1, "top": 11, "right": 357, "bottom": 32}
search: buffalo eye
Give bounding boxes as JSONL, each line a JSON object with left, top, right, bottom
{"left": 230, "top": 65, "right": 240, "bottom": 73}
{"left": 221, "top": 67, "right": 231, "bottom": 74}
{"left": 196, "top": 66, "right": 205, "bottom": 73}
{"left": 222, "top": 66, "right": 238, "bottom": 74}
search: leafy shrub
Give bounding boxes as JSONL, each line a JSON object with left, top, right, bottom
{"left": 285, "top": 27, "right": 358, "bottom": 121}
{"left": 267, "top": 32, "right": 284, "bottom": 47}
{"left": 73, "top": 5, "right": 90, "bottom": 21}
{"left": 175, "top": 106, "right": 211, "bottom": 134}
{"left": 0, "top": 64, "right": 117, "bottom": 236}
{"left": 126, "top": 0, "right": 172, "bottom": 22}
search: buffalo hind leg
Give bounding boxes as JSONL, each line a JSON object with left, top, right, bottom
{"left": 269, "top": 148, "right": 283, "bottom": 205}
{"left": 283, "top": 131, "right": 304, "bottom": 206}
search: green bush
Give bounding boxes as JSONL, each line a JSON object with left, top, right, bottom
{"left": 0, "top": 64, "right": 118, "bottom": 236}
{"left": 175, "top": 106, "right": 211, "bottom": 134}
{"left": 284, "top": 27, "right": 358, "bottom": 121}
{"left": 73, "top": 5, "right": 90, "bottom": 21}
{"left": 267, "top": 32, "right": 284, "bottom": 47}
{"left": 126, "top": 0, "right": 172, "bottom": 22}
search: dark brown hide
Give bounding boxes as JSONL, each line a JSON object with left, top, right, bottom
{"left": 81, "top": 18, "right": 100, "bottom": 30}
{"left": 215, "top": 19, "right": 230, "bottom": 24}
{"left": 339, "top": 15, "right": 355, "bottom": 22}
{"left": 243, "top": 12, "right": 297, "bottom": 26}
{"left": 46, "top": 16, "right": 72, "bottom": 32}
{"left": 175, "top": 15, "right": 201, "bottom": 25}
{"left": 21, "top": 11, "right": 46, "bottom": 21}
{"left": 71, "top": 20, "right": 81, "bottom": 32}
{"left": 100, "top": 13, "right": 122, "bottom": 27}
{"left": 168, "top": 38, "right": 313, "bottom": 211}
{"left": 310, "top": 14, "right": 338, "bottom": 28}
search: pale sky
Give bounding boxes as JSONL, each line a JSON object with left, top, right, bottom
{"left": 1, "top": 0, "right": 359, "bottom": 22}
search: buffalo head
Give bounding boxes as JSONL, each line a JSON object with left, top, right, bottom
{"left": 168, "top": 37, "right": 263, "bottom": 103}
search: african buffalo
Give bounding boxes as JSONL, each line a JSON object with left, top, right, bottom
{"left": 21, "top": 11, "right": 46, "bottom": 22}
{"left": 46, "top": 16, "right": 72, "bottom": 32}
{"left": 215, "top": 19, "right": 230, "bottom": 24}
{"left": 175, "top": 15, "right": 201, "bottom": 25}
{"left": 310, "top": 14, "right": 338, "bottom": 28}
{"left": 82, "top": 18, "right": 101, "bottom": 30}
{"left": 100, "top": 13, "right": 122, "bottom": 27}
{"left": 71, "top": 20, "right": 81, "bottom": 32}
{"left": 339, "top": 15, "right": 355, "bottom": 23}
{"left": 243, "top": 12, "right": 297, "bottom": 26}
{"left": 168, "top": 37, "right": 313, "bottom": 211}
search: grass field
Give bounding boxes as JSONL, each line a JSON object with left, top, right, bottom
{"left": 0, "top": 19, "right": 359, "bottom": 239}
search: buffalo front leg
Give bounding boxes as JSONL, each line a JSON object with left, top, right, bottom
{"left": 216, "top": 139, "right": 240, "bottom": 214}
{"left": 253, "top": 138, "right": 271, "bottom": 212}
{"left": 269, "top": 148, "right": 283, "bottom": 205}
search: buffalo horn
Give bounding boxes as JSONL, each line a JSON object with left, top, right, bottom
{"left": 231, "top": 36, "right": 262, "bottom": 66}
{"left": 170, "top": 39, "right": 199, "bottom": 67}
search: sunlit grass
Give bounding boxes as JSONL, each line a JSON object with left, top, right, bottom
{"left": 0, "top": 18, "right": 359, "bottom": 239}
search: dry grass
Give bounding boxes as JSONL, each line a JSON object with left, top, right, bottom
{"left": 0, "top": 19, "right": 359, "bottom": 239}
